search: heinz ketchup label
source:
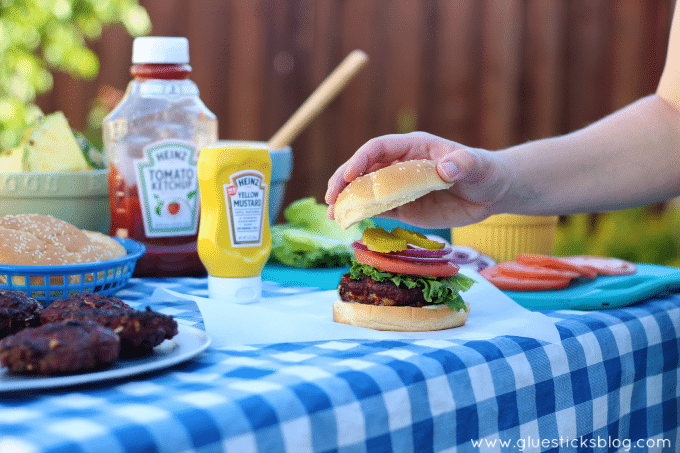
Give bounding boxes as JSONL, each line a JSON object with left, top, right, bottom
{"left": 134, "top": 139, "right": 200, "bottom": 238}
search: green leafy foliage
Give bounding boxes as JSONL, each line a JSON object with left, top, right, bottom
{"left": 553, "top": 206, "right": 680, "bottom": 266}
{"left": 0, "top": 0, "right": 151, "bottom": 149}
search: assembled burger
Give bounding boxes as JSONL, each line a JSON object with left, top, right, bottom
{"left": 332, "top": 160, "right": 475, "bottom": 331}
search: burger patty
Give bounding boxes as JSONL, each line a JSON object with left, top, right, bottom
{"left": 338, "top": 274, "right": 433, "bottom": 307}
{"left": 0, "top": 290, "right": 43, "bottom": 339}
{"left": 41, "top": 305, "right": 178, "bottom": 358}
{"left": 41, "top": 293, "right": 133, "bottom": 323}
{"left": 0, "top": 319, "right": 120, "bottom": 375}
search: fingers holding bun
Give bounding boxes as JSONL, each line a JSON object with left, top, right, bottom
{"left": 332, "top": 159, "right": 453, "bottom": 229}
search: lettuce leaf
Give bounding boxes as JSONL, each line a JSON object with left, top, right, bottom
{"left": 349, "top": 261, "right": 475, "bottom": 311}
{"left": 270, "top": 198, "right": 374, "bottom": 268}
{"left": 271, "top": 226, "right": 355, "bottom": 267}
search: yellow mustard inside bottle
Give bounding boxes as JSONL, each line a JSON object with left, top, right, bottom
{"left": 197, "top": 144, "right": 272, "bottom": 303}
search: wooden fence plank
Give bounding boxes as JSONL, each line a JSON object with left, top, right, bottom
{"left": 565, "top": 0, "right": 611, "bottom": 131}
{"left": 304, "top": 1, "right": 344, "bottom": 200}
{"left": 428, "top": 0, "right": 481, "bottom": 146}
{"left": 263, "top": 1, "right": 297, "bottom": 143}
{"left": 140, "top": 0, "right": 186, "bottom": 36}
{"left": 478, "top": 0, "right": 523, "bottom": 150}
{"left": 282, "top": 0, "right": 317, "bottom": 200}
{"left": 609, "top": 0, "right": 647, "bottom": 110}
{"left": 382, "top": 0, "right": 426, "bottom": 136}
{"left": 184, "top": 0, "right": 231, "bottom": 133}
{"left": 222, "top": 1, "right": 268, "bottom": 141}
{"left": 336, "top": 0, "right": 383, "bottom": 168}
{"left": 48, "top": 73, "right": 88, "bottom": 131}
{"left": 94, "top": 27, "right": 133, "bottom": 97}
{"left": 522, "top": 0, "right": 567, "bottom": 141}
{"left": 647, "top": 0, "right": 676, "bottom": 94}
{"left": 415, "top": 0, "right": 438, "bottom": 139}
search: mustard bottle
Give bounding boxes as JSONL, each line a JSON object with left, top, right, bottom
{"left": 197, "top": 143, "right": 272, "bottom": 303}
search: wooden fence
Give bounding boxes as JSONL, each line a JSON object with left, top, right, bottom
{"left": 38, "top": 0, "right": 676, "bottom": 221}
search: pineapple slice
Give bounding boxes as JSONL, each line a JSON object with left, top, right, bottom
{"left": 0, "top": 147, "right": 26, "bottom": 172}
{"left": 22, "top": 112, "right": 89, "bottom": 172}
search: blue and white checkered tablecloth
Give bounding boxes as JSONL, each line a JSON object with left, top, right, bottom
{"left": 0, "top": 276, "right": 678, "bottom": 453}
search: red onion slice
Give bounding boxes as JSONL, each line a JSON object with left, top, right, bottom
{"left": 392, "top": 247, "right": 452, "bottom": 258}
{"left": 351, "top": 241, "right": 369, "bottom": 251}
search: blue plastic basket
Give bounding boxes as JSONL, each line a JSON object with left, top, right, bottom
{"left": 0, "top": 238, "right": 145, "bottom": 305}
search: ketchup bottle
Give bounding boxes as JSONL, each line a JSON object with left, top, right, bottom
{"left": 103, "top": 37, "right": 218, "bottom": 276}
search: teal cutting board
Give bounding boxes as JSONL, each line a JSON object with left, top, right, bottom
{"left": 262, "top": 264, "right": 349, "bottom": 290}
{"left": 503, "top": 263, "right": 680, "bottom": 310}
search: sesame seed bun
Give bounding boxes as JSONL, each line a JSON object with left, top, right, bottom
{"left": 333, "top": 159, "right": 453, "bottom": 229}
{"left": 0, "top": 214, "right": 127, "bottom": 287}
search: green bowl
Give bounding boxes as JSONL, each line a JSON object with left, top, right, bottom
{"left": 0, "top": 169, "right": 110, "bottom": 233}
{"left": 0, "top": 143, "right": 293, "bottom": 234}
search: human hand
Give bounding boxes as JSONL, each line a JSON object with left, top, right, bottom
{"left": 325, "top": 132, "right": 511, "bottom": 229}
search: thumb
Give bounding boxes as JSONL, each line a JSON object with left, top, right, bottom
{"left": 436, "top": 157, "right": 460, "bottom": 183}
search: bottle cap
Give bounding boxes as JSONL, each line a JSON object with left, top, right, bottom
{"left": 207, "top": 275, "right": 262, "bottom": 304}
{"left": 132, "top": 37, "right": 190, "bottom": 64}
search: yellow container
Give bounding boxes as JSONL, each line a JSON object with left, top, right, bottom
{"left": 451, "top": 214, "right": 558, "bottom": 262}
{"left": 197, "top": 144, "right": 272, "bottom": 304}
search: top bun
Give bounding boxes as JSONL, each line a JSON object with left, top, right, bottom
{"left": 0, "top": 214, "right": 126, "bottom": 266}
{"left": 333, "top": 159, "right": 453, "bottom": 229}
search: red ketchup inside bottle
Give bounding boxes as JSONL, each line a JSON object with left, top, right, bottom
{"left": 108, "top": 63, "right": 212, "bottom": 277}
{"left": 109, "top": 165, "right": 205, "bottom": 277}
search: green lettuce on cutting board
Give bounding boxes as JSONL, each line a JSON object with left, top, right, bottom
{"left": 270, "top": 197, "right": 374, "bottom": 268}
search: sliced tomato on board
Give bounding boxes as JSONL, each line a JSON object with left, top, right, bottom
{"left": 558, "top": 255, "right": 637, "bottom": 276}
{"left": 515, "top": 253, "right": 597, "bottom": 279}
{"left": 481, "top": 265, "right": 572, "bottom": 291}
{"left": 354, "top": 248, "right": 459, "bottom": 278}
{"left": 495, "top": 261, "right": 581, "bottom": 280}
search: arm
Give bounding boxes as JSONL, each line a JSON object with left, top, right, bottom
{"left": 326, "top": 94, "right": 680, "bottom": 226}
{"left": 501, "top": 2, "right": 680, "bottom": 216}
{"left": 497, "top": 94, "right": 680, "bottom": 216}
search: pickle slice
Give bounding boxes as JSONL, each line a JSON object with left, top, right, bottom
{"left": 391, "top": 227, "right": 445, "bottom": 250}
{"left": 362, "top": 227, "right": 407, "bottom": 253}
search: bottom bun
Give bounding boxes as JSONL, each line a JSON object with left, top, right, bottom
{"left": 333, "top": 300, "right": 470, "bottom": 332}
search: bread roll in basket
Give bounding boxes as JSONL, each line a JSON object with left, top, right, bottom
{"left": 0, "top": 214, "right": 127, "bottom": 287}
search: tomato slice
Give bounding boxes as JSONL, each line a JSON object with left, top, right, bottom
{"left": 558, "top": 255, "right": 637, "bottom": 275}
{"left": 481, "top": 265, "right": 571, "bottom": 291}
{"left": 354, "top": 248, "right": 459, "bottom": 278}
{"left": 495, "top": 261, "right": 580, "bottom": 280}
{"left": 516, "top": 254, "right": 597, "bottom": 279}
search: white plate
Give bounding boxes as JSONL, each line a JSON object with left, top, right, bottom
{"left": 0, "top": 324, "right": 210, "bottom": 392}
